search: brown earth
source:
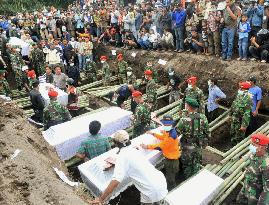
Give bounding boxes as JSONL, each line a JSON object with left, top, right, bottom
{"left": 0, "top": 99, "right": 90, "bottom": 205}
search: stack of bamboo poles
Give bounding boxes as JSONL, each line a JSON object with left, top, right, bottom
{"left": 11, "top": 89, "right": 28, "bottom": 99}
{"left": 84, "top": 85, "right": 122, "bottom": 97}
{"left": 79, "top": 76, "right": 118, "bottom": 92}
{"left": 205, "top": 121, "right": 269, "bottom": 205}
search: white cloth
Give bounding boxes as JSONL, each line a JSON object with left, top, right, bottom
{"left": 165, "top": 170, "right": 223, "bottom": 205}
{"left": 43, "top": 107, "right": 132, "bottom": 160}
{"left": 39, "top": 83, "right": 68, "bottom": 106}
{"left": 113, "top": 147, "right": 168, "bottom": 203}
{"left": 78, "top": 127, "right": 165, "bottom": 200}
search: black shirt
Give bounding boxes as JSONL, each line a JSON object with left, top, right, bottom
{"left": 169, "top": 74, "right": 181, "bottom": 91}
{"left": 30, "top": 89, "right": 45, "bottom": 111}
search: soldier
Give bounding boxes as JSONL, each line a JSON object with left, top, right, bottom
{"left": 9, "top": 46, "right": 24, "bottom": 90}
{"left": 100, "top": 56, "right": 110, "bottom": 86}
{"left": 0, "top": 69, "right": 10, "bottom": 97}
{"left": 30, "top": 42, "right": 45, "bottom": 76}
{"left": 43, "top": 90, "right": 72, "bottom": 130}
{"left": 167, "top": 67, "right": 182, "bottom": 104}
{"left": 132, "top": 91, "right": 151, "bottom": 138}
{"left": 236, "top": 133, "right": 269, "bottom": 205}
{"left": 230, "top": 82, "right": 253, "bottom": 146}
{"left": 144, "top": 61, "right": 158, "bottom": 83}
{"left": 145, "top": 70, "right": 158, "bottom": 111}
{"left": 27, "top": 70, "right": 37, "bottom": 90}
{"left": 117, "top": 53, "right": 128, "bottom": 84}
{"left": 126, "top": 67, "right": 137, "bottom": 85}
{"left": 84, "top": 58, "right": 97, "bottom": 83}
{"left": 177, "top": 98, "right": 209, "bottom": 179}
{"left": 181, "top": 76, "right": 205, "bottom": 114}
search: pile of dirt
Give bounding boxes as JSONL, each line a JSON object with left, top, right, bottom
{"left": 0, "top": 99, "right": 89, "bottom": 205}
{"left": 99, "top": 46, "right": 269, "bottom": 110}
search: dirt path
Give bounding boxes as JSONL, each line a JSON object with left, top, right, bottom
{"left": 0, "top": 100, "right": 89, "bottom": 205}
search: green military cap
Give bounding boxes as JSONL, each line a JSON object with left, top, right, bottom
{"left": 31, "top": 42, "right": 37, "bottom": 46}
{"left": 0, "top": 69, "right": 6, "bottom": 74}
{"left": 185, "top": 98, "right": 199, "bottom": 108}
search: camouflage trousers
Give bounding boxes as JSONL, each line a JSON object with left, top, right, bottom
{"left": 230, "top": 117, "right": 246, "bottom": 146}
{"left": 86, "top": 72, "right": 97, "bottom": 83}
{"left": 165, "top": 158, "right": 179, "bottom": 191}
{"left": 132, "top": 124, "right": 149, "bottom": 139}
{"left": 14, "top": 71, "right": 23, "bottom": 89}
{"left": 181, "top": 146, "right": 202, "bottom": 179}
{"left": 118, "top": 73, "right": 127, "bottom": 84}
{"left": 140, "top": 199, "right": 165, "bottom": 205}
{"left": 102, "top": 76, "right": 111, "bottom": 86}
{"left": 236, "top": 188, "right": 259, "bottom": 205}
{"left": 169, "top": 90, "right": 180, "bottom": 104}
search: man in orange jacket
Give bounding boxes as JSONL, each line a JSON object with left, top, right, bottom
{"left": 141, "top": 115, "right": 181, "bottom": 190}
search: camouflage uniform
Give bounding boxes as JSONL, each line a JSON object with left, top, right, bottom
{"left": 146, "top": 79, "right": 158, "bottom": 111}
{"left": 84, "top": 60, "right": 97, "bottom": 83}
{"left": 230, "top": 91, "right": 253, "bottom": 146}
{"left": 43, "top": 100, "right": 72, "bottom": 130}
{"left": 10, "top": 53, "right": 24, "bottom": 89}
{"left": 31, "top": 47, "right": 45, "bottom": 76}
{"left": 0, "top": 78, "right": 11, "bottom": 96}
{"left": 181, "top": 87, "right": 205, "bottom": 113}
{"left": 101, "top": 62, "right": 110, "bottom": 86}
{"left": 144, "top": 66, "right": 158, "bottom": 83}
{"left": 118, "top": 60, "right": 128, "bottom": 84}
{"left": 177, "top": 110, "right": 209, "bottom": 179}
{"left": 126, "top": 67, "right": 137, "bottom": 85}
{"left": 132, "top": 102, "right": 151, "bottom": 138}
{"left": 236, "top": 153, "right": 269, "bottom": 205}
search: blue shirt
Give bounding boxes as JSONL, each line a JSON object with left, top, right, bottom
{"left": 249, "top": 86, "right": 262, "bottom": 112}
{"left": 207, "top": 85, "right": 226, "bottom": 112}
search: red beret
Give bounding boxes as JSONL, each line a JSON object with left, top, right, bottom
{"left": 239, "top": 82, "right": 251, "bottom": 90}
{"left": 48, "top": 90, "right": 58, "bottom": 97}
{"left": 251, "top": 133, "right": 269, "bottom": 146}
{"left": 27, "top": 70, "right": 36, "bottom": 79}
{"left": 187, "top": 76, "right": 197, "bottom": 83}
{"left": 100, "top": 56, "right": 107, "bottom": 61}
{"left": 144, "top": 70, "right": 153, "bottom": 75}
{"left": 132, "top": 90, "right": 143, "bottom": 98}
{"left": 117, "top": 53, "right": 123, "bottom": 59}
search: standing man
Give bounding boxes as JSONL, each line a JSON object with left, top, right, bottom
{"left": 84, "top": 58, "right": 97, "bottom": 83}
{"left": 100, "top": 56, "right": 110, "bottom": 86}
{"left": 0, "top": 69, "right": 10, "bottom": 97}
{"left": 10, "top": 46, "right": 24, "bottom": 90}
{"left": 221, "top": 0, "right": 240, "bottom": 61}
{"left": 132, "top": 91, "right": 151, "bottom": 138}
{"left": 30, "top": 42, "right": 45, "bottom": 76}
{"left": 230, "top": 82, "right": 253, "bottom": 146}
{"left": 126, "top": 67, "right": 137, "bottom": 85}
{"left": 207, "top": 78, "right": 226, "bottom": 122}
{"left": 90, "top": 130, "right": 168, "bottom": 205}
{"left": 43, "top": 65, "right": 54, "bottom": 84}
{"left": 144, "top": 61, "right": 158, "bottom": 83}
{"left": 117, "top": 53, "right": 128, "bottom": 84}
{"left": 145, "top": 70, "right": 158, "bottom": 112}
{"left": 53, "top": 66, "right": 68, "bottom": 91}
{"left": 182, "top": 76, "right": 205, "bottom": 114}
{"left": 177, "top": 98, "right": 209, "bottom": 179}
{"left": 247, "top": 76, "right": 263, "bottom": 135}
{"left": 29, "top": 80, "right": 45, "bottom": 125}
{"left": 43, "top": 90, "right": 72, "bottom": 130}
{"left": 76, "top": 120, "right": 111, "bottom": 161}
{"left": 236, "top": 133, "right": 269, "bottom": 205}
{"left": 167, "top": 67, "right": 182, "bottom": 104}
{"left": 141, "top": 115, "right": 181, "bottom": 191}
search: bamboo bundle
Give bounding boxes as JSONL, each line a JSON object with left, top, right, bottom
{"left": 79, "top": 76, "right": 118, "bottom": 91}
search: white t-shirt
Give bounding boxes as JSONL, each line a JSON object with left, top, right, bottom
{"left": 112, "top": 147, "right": 168, "bottom": 203}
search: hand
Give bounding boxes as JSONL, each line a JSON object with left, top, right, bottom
{"left": 214, "top": 98, "right": 220, "bottom": 104}
{"left": 140, "top": 143, "right": 148, "bottom": 149}
{"left": 252, "top": 110, "right": 258, "bottom": 117}
{"left": 250, "top": 37, "right": 256, "bottom": 44}
{"left": 89, "top": 198, "right": 103, "bottom": 204}
{"left": 239, "top": 127, "right": 247, "bottom": 132}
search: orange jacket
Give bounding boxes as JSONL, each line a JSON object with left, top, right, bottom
{"left": 147, "top": 130, "right": 181, "bottom": 160}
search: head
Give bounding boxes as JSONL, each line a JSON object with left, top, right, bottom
{"left": 27, "top": 70, "right": 36, "bottom": 79}
{"left": 238, "top": 81, "right": 251, "bottom": 94}
{"left": 89, "top": 120, "right": 101, "bottom": 135}
{"left": 32, "top": 79, "right": 40, "bottom": 90}
{"left": 208, "top": 78, "right": 217, "bottom": 87}
{"left": 132, "top": 91, "right": 143, "bottom": 104}
{"left": 126, "top": 67, "right": 133, "bottom": 77}
{"left": 45, "top": 65, "right": 52, "bottom": 74}
{"left": 241, "top": 14, "right": 248, "bottom": 22}
{"left": 191, "top": 29, "right": 198, "bottom": 38}
{"left": 187, "top": 76, "right": 197, "bottom": 89}
{"left": 100, "top": 56, "right": 107, "bottom": 63}
{"left": 66, "top": 78, "right": 74, "bottom": 87}
{"left": 185, "top": 98, "right": 199, "bottom": 112}
{"left": 113, "top": 130, "right": 131, "bottom": 149}
{"left": 117, "top": 54, "right": 123, "bottom": 61}
{"left": 161, "top": 115, "right": 175, "bottom": 132}
{"left": 168, "top": 67, "right": 175, "bottom": 76}
{"left": 144, "top": 70, "right": 153, "bottom": 80}
{"left": 22, "top": 65, "right": 29, "bottom": 73}
{"left": 55, "top": 66, "right": 62, "bottom": 75}
{"left": 0, "top": 70, "right": 6, "bottom": 78}
{"left": 62, "top": 39, "right": 68, "bottom": 45}
{"left": 48, "top": 90, "right": 58, "bottom": 101}
{"left": 250, "top": 133, "right": 269, "bottom": 157}
{"left": 248, "top": 76, "right": 257, "bottom": 86}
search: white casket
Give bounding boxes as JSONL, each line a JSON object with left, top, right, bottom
{"left": 78, "top": 127, "right": 164, "bottom": 199}
{"left": 39, "top": 83, "right": 68, "bottom": 106}
{"left": 164, "top": 169, "right": 224, "bottom": 205}
{"left": 42, "top": 107, "right": 132, "bottom": 161}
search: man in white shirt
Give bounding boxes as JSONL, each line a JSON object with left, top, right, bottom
{"left": 90, "top": 130, "right": 168, "bottom": 205}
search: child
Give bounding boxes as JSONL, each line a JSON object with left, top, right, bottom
{"left": 237, "top": 14, "right": 251, "bottom": 61}
{"left": 148, "top": 28, "right": 160, "bottom": 50}
{"left": 201, "top": 20, "right": 209, "bottom": 55}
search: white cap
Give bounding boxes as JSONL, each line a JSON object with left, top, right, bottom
{"left": 113, "top": 130, "right": 129, "bottom": 143}
{"left": 21, "top": 65, "right": 29, "bottom": 71}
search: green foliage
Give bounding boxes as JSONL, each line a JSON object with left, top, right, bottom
{"left": 0, "top": 0, "right": 74, "bottom": 15}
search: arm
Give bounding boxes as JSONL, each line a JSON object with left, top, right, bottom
{"left": 98, "top": 180, "right": 120, "bottom": 202}
{"left": 226, "top": 6, "right": 237, "bottom": 20}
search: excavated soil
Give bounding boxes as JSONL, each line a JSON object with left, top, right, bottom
{"left": 0, "top": 99, "right": 90, "bottom": 205}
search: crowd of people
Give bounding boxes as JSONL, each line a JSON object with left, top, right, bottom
{"left": 0, "top": 0, "right": 269, "bottom": 205}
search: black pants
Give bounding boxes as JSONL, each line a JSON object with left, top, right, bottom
{"left": 246, "top": 114, "right": 258, "bottom": 136}
{"left": 31, "top": 109, "right": 44, "bottom": 123}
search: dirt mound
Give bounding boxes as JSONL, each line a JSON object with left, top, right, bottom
{"left": 99, "top": 46, "right": 269, "bottom": 110}
{"left": 0, "top": 99, "right": 89, "bottom": 205}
